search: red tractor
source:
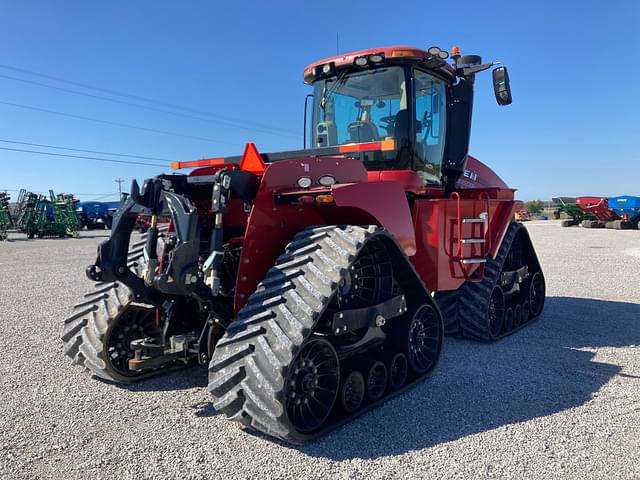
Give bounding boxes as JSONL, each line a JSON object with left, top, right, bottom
{"left": 62, "top": 45, "right": 545, "bottom": 443}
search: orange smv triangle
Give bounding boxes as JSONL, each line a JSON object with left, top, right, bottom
{"left": 239, "top": 143, "right": 266, "bottom": 175}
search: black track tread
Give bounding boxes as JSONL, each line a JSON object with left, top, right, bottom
{"left": 60, "top": 229, "right": 165, "bottom": 382}
{"left": 208, "top": 225, "right": 396, "bottom": 443}
{"left": 63, "top": 282, "right": 145, "bottom": 382}
{"left": 433, "top": 290, "right": 461, "bottom": 336}
{"left": 439, "top": 222, "right": 545, "bottom": 341}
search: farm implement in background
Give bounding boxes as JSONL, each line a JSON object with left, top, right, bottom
{"left": 0, "top": 191, "right": 12, "bottom": 241}
{"left": 575, "top": 197, "right": 620, "bottom": 228}
{"left": 552, "top": 196, "right": 597, "bottom": 227}
{"left": 606, "top": 195, "right": 640, "bottom": 229}
{"left": 14, "top": 189, "right": 80, "bottom": 238}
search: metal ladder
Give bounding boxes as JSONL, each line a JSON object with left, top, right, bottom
{"left": 444, "top": 192, "right": 491, "bottom": 282}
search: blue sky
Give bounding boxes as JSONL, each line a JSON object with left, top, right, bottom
{"left": 0, "top": 0, "right": 637, "bottom": 201}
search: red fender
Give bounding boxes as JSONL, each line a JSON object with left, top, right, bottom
{"left": 331, "top": 181, "right": 416, "bottom": 255}
{"left": 233, "top": 157, "right": 415, "bottom": 312}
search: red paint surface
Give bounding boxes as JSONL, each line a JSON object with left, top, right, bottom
{"left": 303, "top": 46, "right": 456, "bottom": 84}
{"left": 576, "top": 196, "right": 620, "bottom": 222}
{"left": 232, "top": 152, "right": 517, "bottom": 311}
{"left": 411, "top": 195, "right": 516, "bottom": 292}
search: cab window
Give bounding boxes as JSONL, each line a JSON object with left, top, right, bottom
{"left": 312, "top": 67, "right": 410, "bottom": 170}
{"left": 413, "top": 69, "right": 447, "bottom": 184}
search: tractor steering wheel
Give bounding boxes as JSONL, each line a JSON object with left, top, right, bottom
{"left": 379, "top": 115, "right": 396, "bottom": 135}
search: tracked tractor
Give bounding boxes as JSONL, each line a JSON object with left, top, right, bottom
{"left": 62, "top": 45, "right": 545, "bottom": 443}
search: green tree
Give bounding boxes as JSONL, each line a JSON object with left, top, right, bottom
{"left": 524, "top": 200, "right": 544, "bottom": 214}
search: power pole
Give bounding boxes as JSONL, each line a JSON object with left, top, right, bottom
{"left": 115, "top": 178, "right": 124, "bottom": 199}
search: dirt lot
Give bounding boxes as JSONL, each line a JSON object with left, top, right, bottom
{"left": 0, "top": 221, "right": 638, "bottom": 479}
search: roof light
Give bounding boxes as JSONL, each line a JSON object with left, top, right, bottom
{"left": 369, "top": 53, "right": 384, "bottom": 63}
{"left": 391, "top": 49, "right": 418, "bottom": 58}
{"left": 354, "top": 56, "right": 368, "bottom": 66}
{"left": 427, "top": 46, "right": 449, "bottom": 59}
{"left": 451, "top": 46, "right": 461, "bottom": 56}
{"left": 322, "top": 63, "right": 333, "bottom": 74}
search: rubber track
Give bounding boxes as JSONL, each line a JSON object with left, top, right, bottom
{"left": 208, "top": 225, "right": 436, "bottom": 443}
{"left": 61, "top": 227, "right": 171, "bottom": 383}
{"left": 435, "top": 222, "right": 543, "bottom": 341}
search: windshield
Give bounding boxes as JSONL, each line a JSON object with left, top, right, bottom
{"left": 311, "top": 67, "right": 408, "bottom": 168}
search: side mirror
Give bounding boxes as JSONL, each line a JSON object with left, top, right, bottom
{"left": 492, "top": 66, "right": 512, "bottom": 106}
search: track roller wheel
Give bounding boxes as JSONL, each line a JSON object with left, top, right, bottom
{"left": 385, "top": 352, "right": 408, "bottom": 390}
{"left": 504, "top": 307, "right": 514, "bottom": 331}
{"left": 365, "top": 361, "right": 387, "bottom": 401}
{"left": 61, "top": 283, "right": 161, "bottom": 382}
{"left": 285, "top": 337, "right": 340, "bottom": 434}
{"left": 340, "top": 370, "right": 365, "bottom": 414}
{"left": 337, "top": 238, "right": 393, "bottom": 309}
{"left": 62, "top": 226, "right": 171, "bottom": 382}
{"left": 513, "top": 304, "right": 522, "bottom": 328}
{"left": 105, "top": 306, "right": 159, "bottom": 376}
{"left": 522, "top": 300, "right": 531, "bottom": 323}
{"left": 529, "top": 272, "right": 545, "bottom": 317}
{"left": 393, "top": 304, "right": 442, "bottom": 374}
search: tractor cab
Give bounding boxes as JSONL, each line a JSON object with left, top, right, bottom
{"left": 304, "top": 46, "right": 512, "bottom": 192}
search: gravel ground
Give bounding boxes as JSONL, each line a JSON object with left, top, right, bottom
{"left": 0, "top": 222, "right": 638, "bottom": 479}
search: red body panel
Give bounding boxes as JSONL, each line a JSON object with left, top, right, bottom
{"left": 411, "top": 195, "right": 516, "bottom": 291}
{"left": 230, "top": 153, "right": 517, "bottom": 312}
{"left": 332, "top": 181, "right": 416, "bottom": 255}
{"left": 457, "top": 155, "right": 510, "bottom": 190}
{"left": 576, "top": 196, "right": 620, "bottom": 222}
{"left": 234, "top": 157, "right": 416, "bottom": 312}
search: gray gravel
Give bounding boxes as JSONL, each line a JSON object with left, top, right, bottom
{"left": 0, "top": 222, "right": 638, "bottom": 479}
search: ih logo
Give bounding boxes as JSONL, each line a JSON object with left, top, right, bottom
{"left": 463, "top": 170, "right": 479, "bottom": 182}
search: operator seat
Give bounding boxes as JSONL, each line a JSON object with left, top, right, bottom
{"left": 392, "top": 109, "right": 411, "bottom": 169}
{"left": 347, "top": 121, "right": 379, "bottom": 143}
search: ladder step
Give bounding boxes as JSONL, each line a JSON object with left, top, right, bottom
{"left": 461, "top": 257, "right": 487, "bottom": 265}
{"left": 462, "top": 218, "right": 485, "bottom": 224}
{"left": 461, "top": 238, "right": 486, "bottom": 244}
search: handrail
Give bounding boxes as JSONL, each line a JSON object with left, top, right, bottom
{"left": 450, "top": 192, "right": 463, "bottom": 258}
{"left": 479, "top": 191, "right": 491, "bottom": 256}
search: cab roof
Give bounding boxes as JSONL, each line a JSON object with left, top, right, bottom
{"left": 303, "top": 45, "right": 456, "bottom": 84}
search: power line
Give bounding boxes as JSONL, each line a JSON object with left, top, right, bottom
{"left": 0, "top": 100, "right": 241, "bottom": 146}
{"left": 0, "top": 139, "right": 173, "bottom": 162}
{"left": 0, "top": 64, "right": 300, "bottom": 137}
{"left": 0, "top": 146, "right": 169, "bottom": 167}
{"left": 84, "top": 192, "right": 121, "bottom": 201}
{"left": 0, "top": 73, "right": 299, "bottom": 138}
